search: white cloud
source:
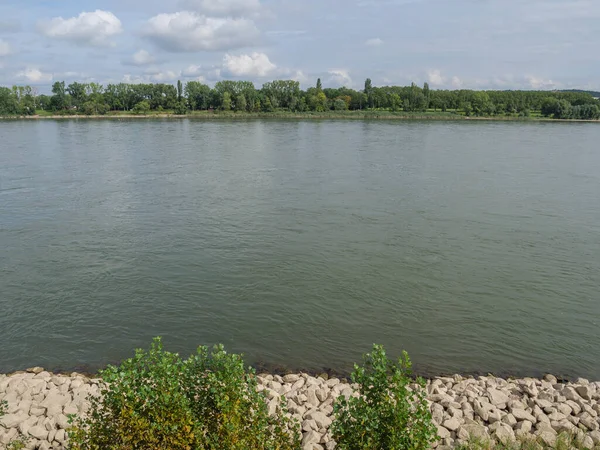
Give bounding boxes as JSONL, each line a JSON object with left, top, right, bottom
{"left": 327, "top": 69, "right": 352, "bottom": 87}
{"left": 180, "top": 0, "right": 262, "bottom": 17}
{"left": 37, "top": 10, "right": 123, "bottom": 46}
{"left": 0, "top": 39, "right": 11, "bottom": 57}
{"left": 144, "top": 11, "right": 260, "bottom": 52}
{"left": 222, "top": 52, "right": 276, "bottom": 77}
{"left": 451, "top": 76, "right": 463, "bottom": 88}
{"left": 427, "top": 69, "right": 445, "bottom": 86}
{"left": 365, "top": 38, "right": 383, "bottom": 47}
{"left": 128, "top": 50, "right": 156, "bottom": 66}
{"left": 150, "top": 70, "right": 181, "bottom": 82}
{"left": 15, "top": 68, "right": 53, "bottom": 84}
{"left": 526, "top": 75, "right": 559, "bottom": 90}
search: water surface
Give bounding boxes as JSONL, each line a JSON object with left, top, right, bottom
{"left": 1, "top": 119, "right": 599, "bottom": 378}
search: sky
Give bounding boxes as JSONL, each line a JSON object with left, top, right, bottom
{"left": 0, "top": 0, "right": 599, "bottom": 92}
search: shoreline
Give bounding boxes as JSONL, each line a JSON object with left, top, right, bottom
{"left": 1, "top": 113, "right": 600, "bottom": 123}
{"left": 1, "top": 369, "right": 599, "bottom": 449}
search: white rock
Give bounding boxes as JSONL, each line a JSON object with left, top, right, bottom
{"left": 28, "top": 425, "right": 49, "bottom": 440}
{"left": 579, "top": 413, "right": 599, "bottom": 431}
{"left": 283, "top": 374, "right": 300, "bottom": 383}
{"left": 442, "top": 418, "right": 461, "bottom": 432}
{"left": 302, "top": 419, "right": 318, "bottom": 432}
{"left": 511, "top": 408, "right": 536, "bottom": 423}
{"left": 436, "top": 425, "right": 451, "bottom": 439}
{"left": 302, "top": 430, "right": 322, "bottom": 446}
{"left": 576, "top": 385, "right": 593, "bottom": 401}
{"left": 0, "top": 412, "right": 28, "bottom": 428}
{"left": 562, "top": 386, "right": 580, "bottom": 402}
{"left": 305, "top": 411, "right": 332, "bottom": 429}
{"left": 0, "top": 428, "right": 18, "bottom": 445}
{"left": 490, "top": 422, "right": 515, "bottom": 444}
{"left": 55, "top": 428, "right": 66, "bottom": 443}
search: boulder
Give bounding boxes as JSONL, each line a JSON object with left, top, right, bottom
{"left": 28, "top": 425, "right": 49, "bottom": 441}
{"left": 436, "top": 425, "right": 451, "bottom": 439}
{"left": 511, "top": 408, "right": 536, "bottom": 423}
{"left": 457, "top": 423, "right": 488, "bottom": 441}
{"left": 490, "top": 422, "right": 515, "bottom": 444}
{"left": 576, "top": 385, "right": 593, "bottom": 401}
{"left": 442, "top": 418, "right": 461, "bottom": 432}
{"left": 562, "top": 387, "right": 580, "bottom": 402}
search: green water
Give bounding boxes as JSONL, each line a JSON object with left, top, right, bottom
{"left": 1, "top": 119, "right": 599, "bottom": 378}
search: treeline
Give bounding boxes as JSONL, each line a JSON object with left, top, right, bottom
{"left": 1, "top": 78, "right": 600, "bottom": 120}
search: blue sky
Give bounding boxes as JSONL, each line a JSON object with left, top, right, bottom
{"left": 0, "top": 0, "right": 598, "bottom": 92}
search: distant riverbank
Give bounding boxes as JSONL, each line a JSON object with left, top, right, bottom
{"left": 2, "top": 111, "right": 600, "bottom": 122}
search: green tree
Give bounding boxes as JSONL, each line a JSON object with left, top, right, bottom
{"left": 132, "top": 100, "right": 151, "bottom": 114}
{"left": 50, "top": 81, "right": 69, "bottom": 111}
{"left": 222, "top": 91, "right": 232, "bottom": 111}
{"left": 333, "top": 98, "right": 347, "bottom": 111}
{"left": 316, "top": 78, "right": 322, "bottom": 91}
{"left": 364, "top": 78, "right": 373, "bottom": 108}
{"left": 177, "top": 80, "right": 183, "bottom": 101}
{"left": 423, "top": 82, "right": 430, "bottom": 108}
{"left": 184, "top": 81, "right": 211, "bottom": 110}
{"left": 235, "top": 93, "right": 247, "bottom": 112}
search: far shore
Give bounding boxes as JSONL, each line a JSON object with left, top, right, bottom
{"left": 2, "top": 112, "right": 600, "bottom": 123}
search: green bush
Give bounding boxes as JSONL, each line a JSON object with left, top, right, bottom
{"left": 331, "top": 344, "right": 437, "bottom": 450}
{"left": 68, "top": 337, "right": 299, "bottom": 450}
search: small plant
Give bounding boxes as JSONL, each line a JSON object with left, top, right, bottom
{"left": 68, "top": 337, "right": 299, "bottom": 450}
{"left": 331, "top": 344, "right": 437, "bottom": 450}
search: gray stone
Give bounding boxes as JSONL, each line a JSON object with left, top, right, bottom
{"left": 325, "top": 378, "right": 339, "bottom": 388}
{"left": 535, "top": 428, "right": 557, "bottom": 446}
{"left": 302, "top": 419, "right": 318, "bottom": 432}
{"left": 502, "top": 413, "right": 517, "bottom": 427}
{"left": 55, "top": 414, "right": 70, "bottom": 430}
{"left": 442, "top": 418, "right": 461, "bottom": 432}
{"left": 436, "top": 425, "right": 451, "bottom": 439}
{"left": 302, "top": 430, "right": 322, "bottom": 446}
{"left": 551, "top": 419, "right": 575, "bottom": 433}
{"left": 325, "top": 441, "right": 336, "bottom": 450}
{"left": 515, "top": 420, "right": 533, "bottom": 434}
{"left": 576, "top": 385, "right": 593, "bottom": 401}
{"left": 556, "top": 403, "right": 572, "bottom": 416}
{"left": 579, "top": 413, "right": 599, "bottom": 431}
{"left": 28, "top": 425, "right": 49, "bottom": 440}
{"left": 305, "top": 411, "right": 332, "bottom": 429}
{"left": 563, "top": 386, "right": 581, "bottom": 402}
{"left": 0, "top": 428, "right": 18, "bottom": 445}
{"left": 490, "top": 422, "right": 515, "bottom": 444}
{"left": 283, "top": 374, "right": 300, "bottom": 383}
{"left": 0, "top": 412, "right": 28, "bottom": 428}
{"left": 511, "top": 408, "right": 536, "bottom": 423}
{"left": 26, "top": 367, "right": 44, "bottom": 374}
{"left": 55, "top": 428, "right": 66, "bottom": 443}
{"left": 457, "top": 423, "right": 488, "bottom": 441}
{"left": 589, "top": 430, "right": 600, "bottom": 445}
{"left": 316, "top": 388, "right": 329, "bottom": 403}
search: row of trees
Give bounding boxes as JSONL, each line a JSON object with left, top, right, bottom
{"left": 1, "top": 78, "right": 599, "bottom": 119}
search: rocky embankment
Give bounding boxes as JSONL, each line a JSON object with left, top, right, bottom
{"left": 1, "top": 369, "right": 599, "bottom": 449}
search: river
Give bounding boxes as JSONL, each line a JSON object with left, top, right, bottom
{"left": 1, "top": 119, "right": 599, "bottom": 378}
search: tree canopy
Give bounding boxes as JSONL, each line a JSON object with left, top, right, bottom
{"left": 1, "top": 78, "right": 599, "bottom": 120}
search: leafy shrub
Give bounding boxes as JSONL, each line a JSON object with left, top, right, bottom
{"left": 68, "top": 337, "right": 299, "bottom": 450}
{"left": 331, "top": 344, "right": 437, "bottom": 450}
{"left": 132, "top": 101, "right": 151, "bottom": 114}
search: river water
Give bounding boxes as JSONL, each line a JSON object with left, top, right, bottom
{"left": 1, "top": 119, "right": 599, "bottom": 378}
